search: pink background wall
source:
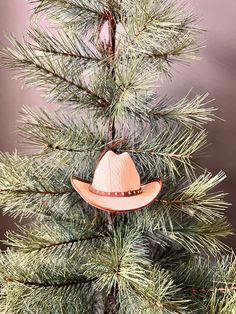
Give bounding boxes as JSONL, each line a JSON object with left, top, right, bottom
{"left": 0, "top": 1, "right": 236, "bottom": 247}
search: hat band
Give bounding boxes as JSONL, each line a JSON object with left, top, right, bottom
{"left": 89, "top": 186, "right": 143, "bottom": 197}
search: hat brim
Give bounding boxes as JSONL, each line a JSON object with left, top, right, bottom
{"left": 70, "top": 177, "right": 162, "bottom": 212}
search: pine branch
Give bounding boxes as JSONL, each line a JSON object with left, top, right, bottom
{"left": 149, "top": 39, "right": 201, "bottom": 63}
{"left": 0, "top": 251, "right": 97, "bottom": 313}
{"left": 86, "top": 226, "right": 189, "bottom": 313}
{"left": 117, "top": 0, "right": 201, "bottom": 64}
{"left": 1, "top": 33, "right": 208, "bottom": 123}
{"left": 164, "top": 218, "right": 232, "bottom": 255}
{"left": 122, "top": 205, "right": 231, "bottom": 255}
{"left": 4, "top": 219, "right": 108, "bottom": 266}
{"left": 147, "top": 93, "right": 217, "bottom": 129}
{"left": 0, "top": 185, "right": 78, "bottom": 219}
{"left": 4, "top": 276, "right": 94, "bottom": 288}
{"left": 18, "top": 106, "right": 106, "bottom": 152}
{"left": 32, "top": 0, "right": 105, "bottom": 16}
{"left": 173, "top": 254, "right": 236, "bottom": 313}
{"left": 119, "top": 128, "right": 207, "bottom": 180}
{"left": 28, "top": 27, "right": 102, "bottom": 63}
{"left": 207, "top": 288, "right": 236, "bottom": 314}
{"left": 18, "top": 108, "right": 207, "bottom": 181}
{"left": 30, "top": 0, "right": 121, "bottom": 32}
{"left": 159, "top": 172, "right": 229, "bottom": 222}
{"left": 115, "top": 93, "right": 216, "bottom": 134}
{"left": 119, "top": 267, "right": 188, "bottom": 314}
{"left": 186, "top": 219, "right": 231, "bottom": 254}
{"left": 1, "top": 35, "right": 111, "bottom": 109}
{"left": 0, "top": 153, "right": 85, "bottom": 218}
{"left": 109, "top": 56, "right": 162, "bottom": 119}
{"left": 85, "top": 227, "right": 151, "bottom": 295}
{"left": 0, "top": 227, "right": 190, "bottom": 313}
{"left": 152, "top": 215, "right": 231, "bottom": 255}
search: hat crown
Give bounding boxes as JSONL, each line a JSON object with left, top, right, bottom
{"left": 92, "top": 151, "right": 140, "bottom": 192}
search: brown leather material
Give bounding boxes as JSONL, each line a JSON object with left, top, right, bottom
{"left": 89, "top": 186, "right": 143, "bottom": 197}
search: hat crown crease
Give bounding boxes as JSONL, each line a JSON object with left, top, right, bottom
{"left": 92, "top": 151, "right": 140, "bottom": 193}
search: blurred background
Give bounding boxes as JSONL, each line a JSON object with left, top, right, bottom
{"left": 0, "top": 1, "right": 236, "bottom": 249}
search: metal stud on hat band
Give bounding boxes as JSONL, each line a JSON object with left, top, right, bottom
{"left": 89, "top": 186, "right": 143, "bottom": 197}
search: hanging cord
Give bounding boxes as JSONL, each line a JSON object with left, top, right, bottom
{"left": 96, "top": 10, "right": 116, "bottom": 144}
{"left": 97, "top": 9, "right": 118, "bottom": 228}
{"left": 107, "top": 10, "right": 117, "bottom": 143}
{"left": 96, "top": 8, "right": 119, "bottom": 164}
{"left": 132, "top": 90, "right": 138, "bottom": 158}
{"left": 95, "top": 138, "right": 127, "bottom": 167}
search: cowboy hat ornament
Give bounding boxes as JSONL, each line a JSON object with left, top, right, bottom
{"left": 70, "top": 150, "right": 162, "bottom": 212}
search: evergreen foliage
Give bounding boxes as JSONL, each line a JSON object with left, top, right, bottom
{"left": 0, "top": 0, "right": 235, "bottom": 313}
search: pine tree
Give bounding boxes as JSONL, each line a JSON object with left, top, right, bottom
{"left": 0, "top": 0, "right": 235, "bottom": 313}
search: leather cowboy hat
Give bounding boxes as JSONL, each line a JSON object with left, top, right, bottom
{"left": 70, "top": 150, "right": 162, "bottom": 212}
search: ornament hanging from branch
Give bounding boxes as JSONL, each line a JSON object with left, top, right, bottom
{"left": 71, "top": 150, "right": 162, "bottom": 212}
